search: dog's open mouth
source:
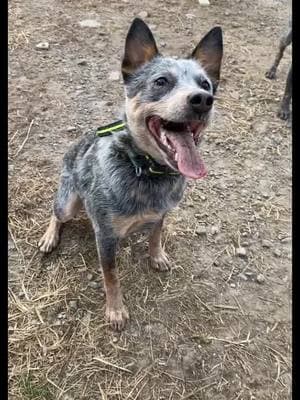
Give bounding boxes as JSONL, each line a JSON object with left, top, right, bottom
{"left": 146, "top": 115, "right": 207, "bottom": 179}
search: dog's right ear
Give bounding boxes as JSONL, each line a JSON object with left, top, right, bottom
{"left": 122, "top": 18, "right": 159, "bottom": 81}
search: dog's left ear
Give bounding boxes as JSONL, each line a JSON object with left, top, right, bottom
{"left": 122, "top": 18, "right": 159, "bottom": 81}
{"left": 191, "top": 27, "right": 223, "bottom": 91}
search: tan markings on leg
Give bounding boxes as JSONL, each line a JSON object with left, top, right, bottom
{"left": 149, "top": 219, "right": 171, "bottom": 271}
{"left": 38, "top": 215, "right": 61, "bottom": 253}
{"left": 103, "top": 267, "right": 129, "bottom": 331}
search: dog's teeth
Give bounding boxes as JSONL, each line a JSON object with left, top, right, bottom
{"left": 175, "top": 152, "right": 178, "bottom": 161}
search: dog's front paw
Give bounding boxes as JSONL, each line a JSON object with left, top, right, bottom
{"left": 38, "top": 230, "right": 59, "bottom": 253}
{"left": 265, "top": 68, "right": 276, "bottom": 80}
{"left": 105, "top": 303, "right": 129, "bottom": 331}
{"left": 150, "top": 251, "right": 171, "bottom": 272}
{"left": 277, "top": 107, "right": 291, "bottom": 121}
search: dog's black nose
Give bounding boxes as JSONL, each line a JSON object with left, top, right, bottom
{"left": 188, "top": 92, "right": 214, "bottom": 113}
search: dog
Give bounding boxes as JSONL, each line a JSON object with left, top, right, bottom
{"left": 265, "top": 20, "right": 292, "bottom": 121}
{"left": 39, "top": 18, "right": 223, "bottom": 330}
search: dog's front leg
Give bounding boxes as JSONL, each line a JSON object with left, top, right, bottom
{"left": 149, "top": 216, "right": 171, "bottom": 272}
{"left": 94, "top": 231, "right": 129, "bottom": 330}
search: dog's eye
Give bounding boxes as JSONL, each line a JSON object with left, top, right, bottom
{"left": 201, "top": 80, "right": 211, "bottom": 91}
{"left": 154, "top": 77, "right": 168, "bottom": 87}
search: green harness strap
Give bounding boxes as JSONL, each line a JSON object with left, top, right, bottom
{"left": 95, "top": 120, "right": 179, "bottom": 176}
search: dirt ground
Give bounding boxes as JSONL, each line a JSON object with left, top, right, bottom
{"left": 8, "top": 0, "right": 292, "bottom": 399}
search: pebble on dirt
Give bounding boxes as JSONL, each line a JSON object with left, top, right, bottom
{"left": 35, "top": 41, "right": 50, "bottom": 50}
{"left": 262, "top": 239, "right": 272, "bottom": 248}
{"left": 79, "top": 19, "right": 101, "bottom": 28}
{"left": 196, "top": 226, "right": 207, "bottom": 236}
{"left": 67, "top": 126, "right": 77, "bottom": 132}
{"left": 108, "top": 71, "right": 120, "bottom": 81}
{"left": 273, "top": 249, "right": 282, "bottom": 258}
{"left": 138, "top": 11, "right": 149, "bottom": 19}
{"left": 88, "top": 281, "right": 100, "bottom": 289}
{"left": 69, "top": 300, "right": 78, "bottom": 310}
{"left": 236, "top": 247, "right": 247, "bottom": 257}
{"left": 198, "top": 0, "right": 210, "bottom": 5}
{"left": 256, "top": 274, "right": 265, "bottom": 284}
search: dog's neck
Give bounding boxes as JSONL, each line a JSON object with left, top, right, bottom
{"left": 113, "top": 122, "right": 180, "bottom": 178}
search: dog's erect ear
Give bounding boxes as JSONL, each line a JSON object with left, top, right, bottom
{"left": 191, "top": 27, "right": 223, "bottom": 91}
{"left": 122, "top": 18, "right": 159, "bottom": 80}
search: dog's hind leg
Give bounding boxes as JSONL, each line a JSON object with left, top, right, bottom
{"left": 278, "top": 64, "right": 292, "bottom": 121}
{"left": 39, "top": 170, "right": 82, "bottom": 253}
{"left": 265, "top": 28, "right": 292, "bottom": 79}
{"left": 149, "top": 216, "right": 171, "bottom": 271}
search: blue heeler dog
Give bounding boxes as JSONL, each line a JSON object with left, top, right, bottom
{"left": 39, "top": 18, "right": 223, "bottom": 330}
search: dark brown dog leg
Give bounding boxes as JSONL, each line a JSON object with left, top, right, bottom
{"left": 265, "top": 28, "right": 292, "bottom": 80}
{"left": 277, "top": 65, "right": 292, "bottom": 121}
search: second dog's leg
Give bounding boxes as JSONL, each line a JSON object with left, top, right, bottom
{"left": 278, "top": 65, "right": 292, "bottom": 120}
{"left": 265, "top": 28, "right": 292, "bottom": 79}
{"left": 149, "top": 217, "right": 171, "bottom": 271}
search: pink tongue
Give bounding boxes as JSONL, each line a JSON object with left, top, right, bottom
{"left": 166, "top": 132, "right": 207, "bottom": 179}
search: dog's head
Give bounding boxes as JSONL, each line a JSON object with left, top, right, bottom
{"left": 122, "top": 18, "right": 223, "bottom": 179}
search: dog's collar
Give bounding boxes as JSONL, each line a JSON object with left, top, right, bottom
{"left": 96, "top": 120, "right": 179, "bottom": 177}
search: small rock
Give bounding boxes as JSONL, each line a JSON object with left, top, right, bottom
{"left": 238, "top": 273, "right": 248, "bottom": 281}
{"left": 241, "top": 241, "right": 249, "bottom": 247}
{"left": 245, "top": 271, "right": 255, "bottom": 277}
{"left": 67, "top": 126, "right": 77, "bottom": 132}
{"left": 186, "top": 13, "right": 195, "bottom": 19}
{"left": 69, "top": 300, "right": 78, "bottom": 310}
{"left": 160, "top": 41, "right": 166, "bottom": 48}
{"left": 280, "top": 237, "right": 290, "bottom": 244}
{"left": 108, "top": 71, "right": 120, "bottom": 81}
{"left": 213, "top": 260, "right": 219, "bottom": 266}
{"left": 77, "top": 59, "right": 87, "bottom": 66}
{"left": 149, "top": 24, "right": 157, "bottom": 30}
{"left": 198, "top": 0, "right": 210, "bottom": 5}
{"left": 236, "top": 247, "right": 247, "bottom": 258}
{"left": 273, "top": 249, "right": 281, "bottom": 258}
{"left": 225, "top": 11, "right": 230, "bottom": 16}
{"left": 112, "top": 336, "right": 119, "bottom": 343}
{"left": 8, "top": 239, "right": 15, "bottom": 251}
{"left": 256, "top": 273, "right": 265, "bottom": 284}
{"left": 58, "top": 312, "right": 66, "bottom": 319}
{"left": 35, "top": 41, "right": 50, "bottom": 50}
{"left": 87, "top": 273, "right": 93, "bottom": 281}
{"left": 230, "top": 283, "right": 236, "bottom": 288}
{"left": 262, "top": 240, "right": 272, "bottom": 248}
{"left": 261, "top": 191, "right": 270, "bottom": 199}
{"left": 79, "top": 19, "right": 101, "bottom": 28}
{"left": 196, "top": 226, "right": 207, "bottom": 236}
{"left": 88, "top": 281, "right": 100, "bottom": 289}
{"left": 211, "top": 226, "right": 219, "bottom": 235}
{"left": 138, "top": 11, "right": 149, "bottom": 19}
{"left": 200, "top": 196, "right": 206, "bottom": 201}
